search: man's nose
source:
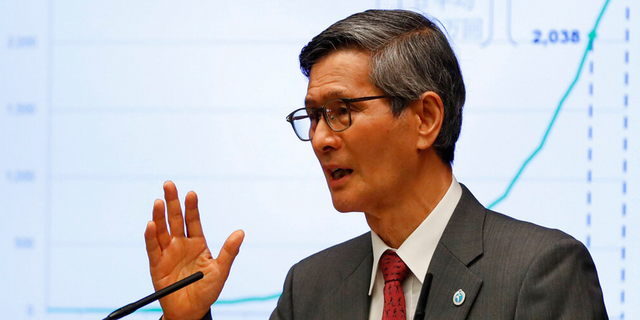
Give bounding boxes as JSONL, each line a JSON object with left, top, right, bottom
{"left": 312, "top": 116, "right": 341, "bottom": 153}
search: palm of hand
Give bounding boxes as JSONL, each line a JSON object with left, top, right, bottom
{"left": 145, "top": 181, "right": 244, "bottom": 320}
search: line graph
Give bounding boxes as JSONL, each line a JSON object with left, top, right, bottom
{"left": 47, "top": 293, "right": 282, "bottom": 315}
{"left": 487, "top": 0, "right": 611, "bottom": 209}
{"left": 3, "top": 0, "right": 635, "bottom": 319}
{"left": 45, "top": 2, "right": 614, "bottom": 316}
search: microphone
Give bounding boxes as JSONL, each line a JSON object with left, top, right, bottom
{"left": 413, "top": 272, "right": 433, "bottom": 320}
{"left": 103, "top": 271, "right": 204, "bottom": 320}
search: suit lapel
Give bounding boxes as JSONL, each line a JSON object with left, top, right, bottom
{"left": 318, "top": 185, "right": 486, "bottom": 320}
{"left": 423, "top": 243, "right": 483, "bottom": 319}
{"left": 318, "top": 233, "right": 373, "bottom": 320}
{"left": 422, "top": 185, "right": 486, "bottom": 320}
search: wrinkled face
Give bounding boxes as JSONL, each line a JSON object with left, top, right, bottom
{"left": 306, "top": 48, "right": 421, "bottom": 214}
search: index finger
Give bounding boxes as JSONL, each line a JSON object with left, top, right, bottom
{"left": 184, "top": 191, "right": 204, "bottom": 238}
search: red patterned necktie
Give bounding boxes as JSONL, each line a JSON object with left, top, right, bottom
{"left": 381, "top": 250, "right": 410, "bottom": 320}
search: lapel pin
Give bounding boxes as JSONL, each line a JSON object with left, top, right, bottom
{"left": 453, "top": 289, "right": 465, "bottom": 306}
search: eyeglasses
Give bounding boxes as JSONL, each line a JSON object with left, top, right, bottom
{"left": 286, "top": 95, "right": 389, "bottom": 141}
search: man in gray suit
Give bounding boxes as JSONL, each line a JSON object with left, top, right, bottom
{"left": 144, "top": 10, "right": 608, "bottom": 320}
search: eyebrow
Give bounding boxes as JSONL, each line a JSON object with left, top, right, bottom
{"left": 304, "top": 90, "right": 346, "bottom": 107}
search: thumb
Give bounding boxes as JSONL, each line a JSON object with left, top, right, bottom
{"left": 215, "top": 230, "right": 245, "bottom": 273}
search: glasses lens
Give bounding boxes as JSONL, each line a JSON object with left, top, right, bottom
{"left": 291, "top": 109, "right": 312, "bottom": 141}
{"left": 325, "top": 99, "right": 350, "bottom": 131}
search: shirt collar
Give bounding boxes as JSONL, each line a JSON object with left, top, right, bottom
{"left": 368, "top": 176, "right": 462, "bottom": 295}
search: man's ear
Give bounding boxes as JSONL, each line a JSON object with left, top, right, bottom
{"left": 414, "top": 91, "right": 444, "bottom": 150}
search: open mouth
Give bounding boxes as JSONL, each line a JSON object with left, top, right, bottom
{"left": 331, "top": 168, "right": 353, "bottom": 180}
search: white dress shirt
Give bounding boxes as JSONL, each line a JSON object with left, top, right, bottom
{"left": 368, "top": 177, "right": 462, "bottom": 320}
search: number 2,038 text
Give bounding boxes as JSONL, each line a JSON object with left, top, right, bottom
{"left": 533, "top": 29, "right": 580, "bottom": 45}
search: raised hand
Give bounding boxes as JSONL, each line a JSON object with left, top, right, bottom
{"left": 144, "top": 181, "right": 244, "bottom": 320}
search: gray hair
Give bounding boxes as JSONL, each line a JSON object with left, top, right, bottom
{"left": 299, "top": 9, "right": 465, "bottom": 164}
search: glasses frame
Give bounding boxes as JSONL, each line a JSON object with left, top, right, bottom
{"left": 286, "top": 95, "right": 390, "bottom": 141}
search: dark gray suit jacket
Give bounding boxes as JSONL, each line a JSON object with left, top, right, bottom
{"left": 269, "top": 185, "right": 608, "bottom": 319}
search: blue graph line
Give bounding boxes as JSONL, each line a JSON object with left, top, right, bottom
{"left": 47, "top": 293, "right": 282, "bottom": 314}
{"left": 487, "top": 0, "right": 611, "bottom": 209}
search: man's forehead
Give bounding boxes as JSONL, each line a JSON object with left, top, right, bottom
{"left": 304, "top": 48, "right": 374, "bottom": 106}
